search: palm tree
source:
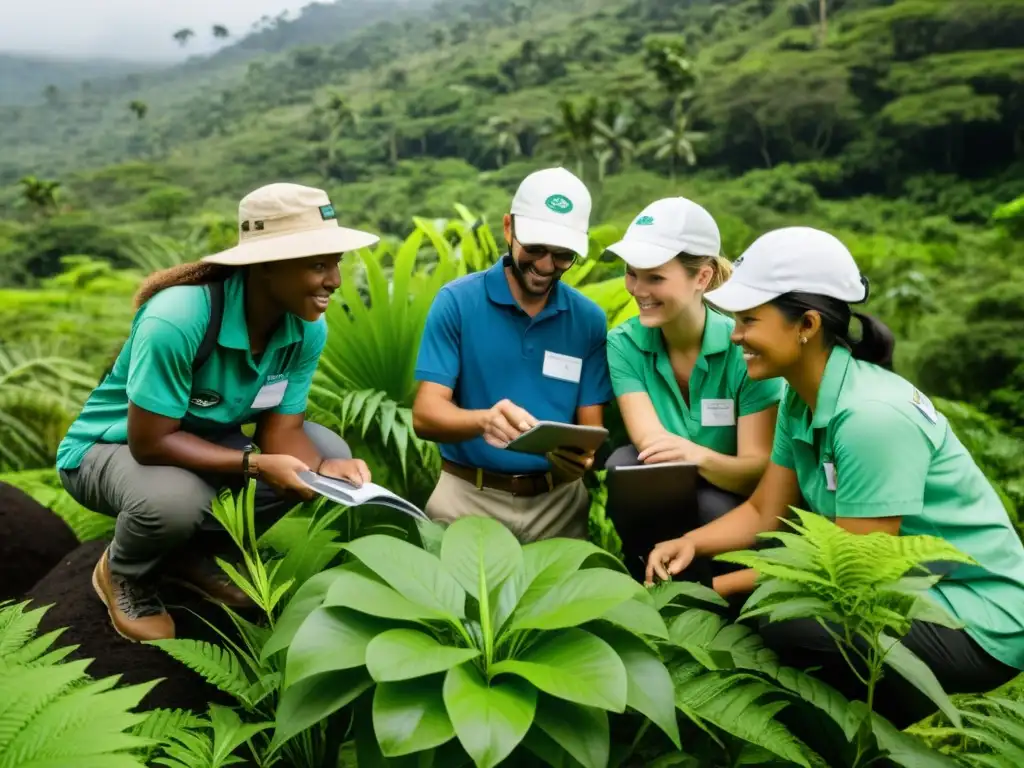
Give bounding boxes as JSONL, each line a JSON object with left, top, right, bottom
{"left": 552, "top": 96, "right": 600, "bottom": 180}
{"left": 172, "top": 28, "right": 194, "bottom": 46}
{"left": 479, "top": 115, "right": 523, "bottom": 168}
{"left": 212, "top": 24, "right": 230, "bottom": 39}
{"left": 639, "top": 104, "right": 707, "bottom": 182}
{"left": 317, "top": 91, "right": 360, "bottom": 176}
{"left": 593, "top": 100, "right": 637, "bottom": 180}
{"left": 18, "top": 176, "right": 61, "bottom": 213}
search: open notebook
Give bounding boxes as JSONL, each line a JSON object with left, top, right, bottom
{"left": 297, "top": 471, "right": 428, "bottom": 521}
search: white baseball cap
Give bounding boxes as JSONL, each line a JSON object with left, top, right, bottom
{"left": 510, "top": 167, "right": 592, "bottom": 257}
{"left": 606, "top": 197, "right": 721, "bottom": 269}
{"left": 203, "top": 182, "right": 379, "bottom": 265}
{"left": 704, "top": 226, "right": 868, "bottom": 312}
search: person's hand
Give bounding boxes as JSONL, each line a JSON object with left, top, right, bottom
{"left": 637, "top": 434, "right": 707, "bottom": 465}
{"left": 546, "top": 446, "right": 595, "bottom": 483}
{"left": 645, "top": 537, "right": 697, "bottom": 586}
{"left": 253, "top": 453, "right": 316, "bottom": 500}
{"left": 319, "top": 457, "right": 372, "bottom": 488}
{"left": 480, "top": 399, "right": 538, "bottom": 449}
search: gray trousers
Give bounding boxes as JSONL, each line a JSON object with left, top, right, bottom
{"left": 58, "top": 422, "right": 351, "bottom": 579}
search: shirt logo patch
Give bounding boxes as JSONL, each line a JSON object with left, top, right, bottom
{"left": 545, "top": 194, "right": 574, "bottom": 214}
{"left": 190, "top": 390, "right": 222, "bottom": 408}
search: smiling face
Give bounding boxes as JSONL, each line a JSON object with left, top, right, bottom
{"left": 624, "top": 257, "right": 711, "bottom": 328}
{"left": 261, "top": 253, "right": 343, "bottom": 322}
{"left": 503, "top": 215, "right": 577, "bottom": 298}
{"left": 730, "top": 302, "right": 819, "bottom": 380}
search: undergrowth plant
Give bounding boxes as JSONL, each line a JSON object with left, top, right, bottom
{"left": 266, "top": 515, "right": 680, "bottom": 768}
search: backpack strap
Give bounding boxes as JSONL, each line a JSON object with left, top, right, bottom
{"left": 193, "top": 280, "right": 225, "bottom": 373}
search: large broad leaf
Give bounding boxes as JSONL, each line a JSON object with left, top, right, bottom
{"left": 879, "top": 634, "right": 961, "bottom": 728}
{"left": 490, "top": 629, "right": 627, "bottom": 712}
{"left": 493, "top": 539, "right": 625, "bottom": 632}
{"left": 373, "top": 677, "right": 455, "bottom": 757}
{"left": 599, "top": 597, "right": 669, "bottom": 639}
{"left": 342, "top": 535, "right": 466, "bottom": 621}
{"left": 322, "top": 565, "right": 451, "bottom": 623}
{"left": 508, "top": 569, "right": 643, "bottom": 632}
{"left": 533, "top": 694, "right": 610, "bottom": 768}
{"left": 440, "top": 516, "right": 522, "bottom": 600}
{"left": 284, "top": 607, "right": 391, "bottom": 689}
{"left": 443, "top": 662, "right": 537, "bottom": 768}
{"left": 272, "top": 667, "right": 373, "bottom": 751}
{"left": 586, "top": 624, "right": 680, "bottom": 748}
{"left": 261, "top": 564, "right": 345, "bottom": 662}
{"left": 365, "top": 628, "right": 481, "bottom": 682}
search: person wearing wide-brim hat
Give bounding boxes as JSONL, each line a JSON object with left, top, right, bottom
{"left": 602, "top": 197, "right": 785, "bottom": 582}
{"left": 56, "top": 182, "right": 379, "bottom": 643}
{"left": 644, "top": 226, "right": 1024, "bottom": 726}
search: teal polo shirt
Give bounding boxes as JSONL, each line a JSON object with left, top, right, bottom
{"left": 414, "top": 255, "right": 614, "bottom": 474}
{"left": 771, "top": 345, "right": 1024, "bottom": 671}
{"left": 56, "top": 270, "right": 326, "bottom": 470}
{"left": 606, "top": 308, "right": 784, "bottom": 455}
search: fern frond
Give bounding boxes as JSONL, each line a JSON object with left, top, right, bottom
{"left": 0, "top": 601, "right": 49, "bottom": 662}
{"left": 145, "top": 639, "right": 251, "bottom": 699}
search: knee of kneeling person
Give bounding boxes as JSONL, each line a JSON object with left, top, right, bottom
{"left": 122, "top": 476, "right": 211, "bottom": 539}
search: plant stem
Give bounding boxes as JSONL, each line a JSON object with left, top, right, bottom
{"left": 479, "top": 563, "right": 494, "bottom": 671}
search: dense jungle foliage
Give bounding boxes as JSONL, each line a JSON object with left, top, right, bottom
{"left": 1, "top": 0, "right": 1023, "bottom": 765}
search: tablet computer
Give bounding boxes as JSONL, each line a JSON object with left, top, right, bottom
{"left": 504, "top": 421, "right": 609, "bottom": 455}
{"left": 606, "top": 461, "right": 700, "bottom": 527}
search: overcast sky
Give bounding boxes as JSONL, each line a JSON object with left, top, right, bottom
{"left": 1, "top": 0, "right": 312, "bottom": 61}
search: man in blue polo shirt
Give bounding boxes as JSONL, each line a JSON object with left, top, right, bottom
{"left": 412, "top": 167, "right": 614, "bottom": 541}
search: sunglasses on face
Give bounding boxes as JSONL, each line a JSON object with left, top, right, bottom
{"left": 511, "top": 221, "right": 578, "bottom": 267}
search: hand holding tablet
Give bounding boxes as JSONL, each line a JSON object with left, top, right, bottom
{"left": 504, "top": 421, "right": 609, "bottom": 455}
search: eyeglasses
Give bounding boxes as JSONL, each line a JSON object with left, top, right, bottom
{"left": 511, "top": 220, "right": 577, "bottom": 268}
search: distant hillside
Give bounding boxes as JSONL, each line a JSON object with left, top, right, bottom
{"left": 0, "top": 54, "right": 163, "bottom": 106}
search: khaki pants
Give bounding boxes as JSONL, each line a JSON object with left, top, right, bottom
{"left": 425, "top": 470, "right": 590, "bottom": 543}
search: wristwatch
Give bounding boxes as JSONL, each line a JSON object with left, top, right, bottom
{"left": 242, "top": 445, "right": 260, "bottom": 479}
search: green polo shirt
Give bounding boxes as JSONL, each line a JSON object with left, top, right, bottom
{"left": 56, "top": 270, "right": 326, "bottom": 471}
{"left": 606, "top": 307, "right": 784, "bottom": 456}
{"left": 771, "top": 345, "right": 1024, "bottom": 670}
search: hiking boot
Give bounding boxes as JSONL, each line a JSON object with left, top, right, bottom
{"left": 91, "top": 547, "right": 175, "bottom": 642}
{"left": 164, "top": 552, "right": 254, "bottom": 609}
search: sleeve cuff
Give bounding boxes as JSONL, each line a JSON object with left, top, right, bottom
{"left": 415, "top": 369, "right": 457, "bottom": 389}
{"left": 835, "top": 499, "right": 924, "bottom": 519}
{"left": 128, "top": 392, "right": 188, "bottom": 420}
{"left": 739, "top": 393, "right": 781, "bottom": 417}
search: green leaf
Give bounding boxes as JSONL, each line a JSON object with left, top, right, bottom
{"left": 443, "top": 662, "right": 536, "bottom": 768}
{"left": 509, "top": 569, "right": 642, "bottom": 632}
{"left": 533, "top": 694, "right": 609, "bottom": 768}
{"left": 365, "top": 628, "right": 481, "bottom": 682}
{"left": 373, "top": 677, "right": 455, "bottom": 757}
{"left": 262, "top": 565, "right": 347, "bottom": 662}
{"left": 342, "top": 535, "right": 466, "bottom": 621}
{"left": 586, "top": 624, "right": 680, "bottom": 748}
{"left": 322, "top": 565, "right": 451, "bottom": 622}
{"left": 490, "top": 628, "right": 627, "bottom": 712}
{"left": 272, "top": 667, "right": 374, "bottom": 751}
{"left": 440, "top": 516, "right": 522, "bottom": 600}
{"left": 649, "top": 580, "right": 728, "bottom": 610}
{"left": 599, "top": 597, "right": 669, "bottom": 639}
{"left": 878, "top": 634, "right": 961, "bottom": 728}
{"left": 284, "top": 607, "right": 391, "bottom": 689}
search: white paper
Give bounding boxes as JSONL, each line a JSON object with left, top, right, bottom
{"left": 701, "top": 398, "right": 736, "bottom": 427}
{"left": 250, "top": 379, "right": 288, "bottom": 409}
{"left": 823, "top": 462, "right": 837, "bottom": 492}
{"left": 298, "top": 471, "right": 428, "bottom": 520}
{"left": 542, "top": 351, "right": 583, "bottom": 383}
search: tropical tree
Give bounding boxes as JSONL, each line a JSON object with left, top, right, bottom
{"left": 642, "top": 33, "right": 696, "bottom": 111}
{"left": 478, "top": 115, "right": 524, "bottom": 168}
{"left": 17, "top": 175, "right": 61, "bottom": 213}
{"left": 173, "top": 28, "right": 195, "bottom": 46}
{"left": 128, "top": 100, "right": 148, "bottom": 120}
{"left": 212, "top": 24, "right": 230, "bottom": 39}
{"left": 639, "top": 104, "right": 707, "bottom": 182}
{"left": 551, "top": 96, "right": 599, "bottom": 181}
{"left": 592, "top": 100, "right": 637, "bottom": 180}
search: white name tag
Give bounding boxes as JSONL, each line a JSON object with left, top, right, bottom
{"left": 542, "top": 351, "right": 582, "bottom": 383}
{"left": 823, "top": 462, "right": 837, "bottom": 492}
{"left": 250, "top": 379, "right": 288, "bottom": 410}
{"left": 701, "top": 399, "right": 735, "bottom": 427}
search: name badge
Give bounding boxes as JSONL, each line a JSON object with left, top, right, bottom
{"left": 823, "top": 462, "right": 837, "bottom": 492}
{"left": 701, "top": 399, "right": 735, "bottom": 427}
{"left": 542, "top": 351, "right": 582, "bottom": 384}
{"left": 251, "top": 379, "right": 288, "bottom": 410}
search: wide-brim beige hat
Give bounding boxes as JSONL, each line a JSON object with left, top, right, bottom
{"left": 202, "top": 182, "right": 380, "bottom": 266}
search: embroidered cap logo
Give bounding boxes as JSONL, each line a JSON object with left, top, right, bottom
{"left": 635, "top": 215, "right": 655, "bottom": 226}
{"left": 545, "top": 194, "right": 574, "bottom": 214}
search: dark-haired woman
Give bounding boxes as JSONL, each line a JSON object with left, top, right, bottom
{"left": 56, "top": 182, "right": 378, "bottom": 643}
{"left": 644, "top": 226, "right": 1024, "bottom": 726}
{"left": 603, "top": 198, "right": 784, "bottom": 581}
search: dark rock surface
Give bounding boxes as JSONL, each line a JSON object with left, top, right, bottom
{"left": 26, "top": 539, "right": 244, "bottom": 713}
{"left": 0, "top": 481, "right": 80, "bottom": 601}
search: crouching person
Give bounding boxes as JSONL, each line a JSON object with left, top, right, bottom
{"left": 55, "top": 183, "right": 377, "bottom": 642}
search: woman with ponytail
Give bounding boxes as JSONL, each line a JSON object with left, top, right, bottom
{"left": 56, "top": 182, "right": 380, "bottom": 643}
{"left": 646, "top": 226, "right": 1024, "bottom": 726}
{"left": 603, "top": 198, "right": 785, "bottom": 581}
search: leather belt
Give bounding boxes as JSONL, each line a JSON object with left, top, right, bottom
{"left": 441, "top": 459, "right": 561, "bottom": 498}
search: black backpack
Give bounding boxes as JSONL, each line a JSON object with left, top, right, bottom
{"left": 98, "top": 281, "right": 225, "bottom": 384}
